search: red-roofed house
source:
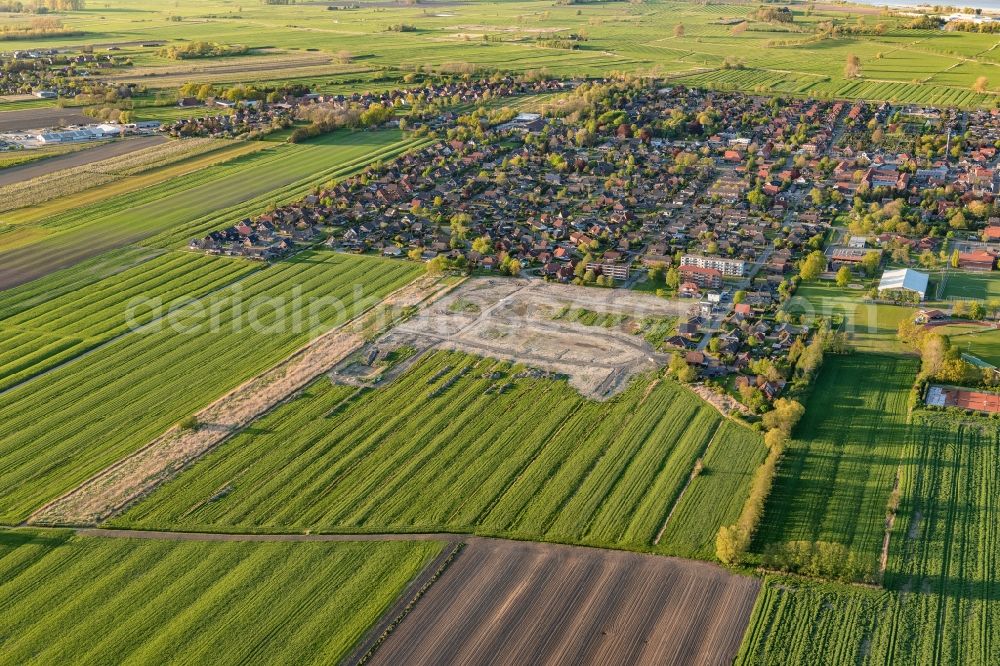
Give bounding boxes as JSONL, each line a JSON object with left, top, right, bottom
{"left": 959, "top": 250, "right": 997, "bottom": 272}
{"left": 679, "top": 265, "right": 723, "bottom": 288}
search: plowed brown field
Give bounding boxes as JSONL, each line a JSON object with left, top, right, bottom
{"left": 368, "top": 538, "right": 759, "bottom": 666}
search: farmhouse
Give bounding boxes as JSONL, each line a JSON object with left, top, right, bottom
{"left": 878, "top": 268, "right": 928, "bottom": 301}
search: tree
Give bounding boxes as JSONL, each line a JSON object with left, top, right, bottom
{"left": 974, "top": 75, "right": 989, "bottom": 93}
{"left": 844, "top": 54, "right": 861, "bottom": 79}
{"left": 739, "top": 384, "right": 766, "bottom": 412}
{"left": 835, "top": 265, "right": 852, "bottom": 287}
{"left": 716, "top": 524, "right": 746, "bottom": 565}
{"left": 665, "top": 267, "right": 680, "bottom": 290}
{"left": 449, "top": 212, "right": 471, "bottom": 239}
{"left": 860, "top": 250, "right": 881, "bottom": 277}
{"left": 674, "top": 23, "right": 685, "bottom": 38}
{"left": 951, "top": 249, "right": 960, "bottom": 269}
{"left": 762, "top": 398, "right": 805, "bottom": 435}
{"left": 733, "top": 290, "right": 746, "bottom": 304}
{"left": 471, "top": 236, "right": 493, "bottom": 255}
{"left": 764, "top": 428, "right": 788, "bottom": 451}
{"left": 407, "top": 247, "right": 423, "bottom": 262}
{"left": 799, "top": 250, "right": 827, "bottom": 281}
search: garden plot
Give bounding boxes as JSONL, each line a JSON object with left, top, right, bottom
{"left": 379, "top": 278, "right": 687, "bottom": 399}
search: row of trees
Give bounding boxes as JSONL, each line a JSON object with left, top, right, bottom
{"left": 159, "top": 42, "right": 248, "bottom": 60}
{"left": 716, "top": 397, "right": 804, "bottom": 565}
{"left": 288, "top": 102, "right": 394, "bottom": 143}
{"left": 761, "top": 540, "right": 873, "bottom": 582}
{"left": 898, "top": 320, "right": 998, "bottom": 389}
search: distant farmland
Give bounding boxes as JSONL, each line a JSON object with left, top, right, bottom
{"left": 0, "top": 530, "right": 441, "bottom": 664}
{"left": 0, "top": 251, "right": 421, "bottom": 524}
{"left": 368, "top": 538, "right": 760, "bottom": 666}
{"left": 0, "top": 130, "right": 423, "bottom": 290}
{"left": 115, "top": 350, "right": 767, "bottom": 561}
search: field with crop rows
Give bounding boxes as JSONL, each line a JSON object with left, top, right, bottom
{"left": 738, "top": 416, "right": 1000, "bottom": 664}
{"left": 116, "top": 350, "right": 765, "bottom": 560}
{"left": 755, "top": 354, "right": 918, "bottom": 572}
{"left": 0, "top": 138, "right": 222, "bottom": 213}
{"left": 0, "top": 251, "right": 256, "bottom": 393}
{"left": 0, "top": 530, "right": 441, "bottom": 664}
{"left": 371, "top": 537, "right": 760, "bottom": 666}
{"left": 657, "top": 421, "right": 768, "bottom": 559}
{"left": 0, "top": 251, "right": 421, "bottom": 524}
{"left": 0, "top": 0, "right": 998, "bottom": 106}
{"left": 0, "top": 129, "right": 423, "bottom": 290}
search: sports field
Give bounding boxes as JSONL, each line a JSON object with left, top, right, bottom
{"left": 0, "top": 529, "right": 441, "bottom": 664}
{"left": 785, "top": 282, "right": 916, "bottom": 352}
{"left": 0, "top": 251, "right": 421, "bottom": 524}
{"left": 0, "top": 130, "right": 422, "bottom": 290}
{"left": 940, "top": 271, "right": 1000, "bottom": 302}
{"left": 115, "top": 350, "right": 766, "bottom": 560}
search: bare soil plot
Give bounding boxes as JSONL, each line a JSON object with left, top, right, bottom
{"left": 380, "top": 277, "right": 687, "bottom": 398}
{"left": 368, "top": 538, "right": 760, "bottom": 666}
{"left": 0, "top": 107, "right": 91, "bottom": 132}
{"left": 0, "top": 136, "right": 166, "bottom": 187}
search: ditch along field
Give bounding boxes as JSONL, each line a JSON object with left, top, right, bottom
{"left": 8, "top": 1, "right": 1000, "bottom": 106}
{"left": 0, "top": 529, "right": 442, "bottom": 664}
{"left": 754, "top": 353, "right": 919, "bottom": 575}
{"left": 115, "top": 349, "right": 767, "bottom": 561}
{"left": 0, "top": 250, "right": 422, "bottom": 525}
{"left": 0, "top": 129, "right": 424, "bottom": 290}
{"left": 737, "top": 417, "right": 1000, "bottom": 664}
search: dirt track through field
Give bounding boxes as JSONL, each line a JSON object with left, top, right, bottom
{"left": 0, "top": 136, "right": 166, "bottom": 187}
{"left": 26, "top": 276, "right": 454, "bottom": 527}
{"left": 367, "top": 538, "right": 760, "bottom": 666}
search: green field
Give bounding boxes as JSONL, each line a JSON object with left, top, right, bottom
{"left": 115, "top": 350, "right": 766, "bottom": 559}
{"left": 755, "top": 354, "right": 918, "bottom": 573}
{"left": 0, "top": 252, "right": 257, "bottom": 392}
{"left": 0, "top": 0, "right": 998, "bottom": 107}
{"left": 786, "top": 282, "right": 916, "bottom": 352}
{"left": 0, "top": 529, "right": 441, "bottom": 664}
{"left": 0, "top": 129, "right": 423, "bottom": 290}
{"left": 940, "top": 271, "right": 1000, "bottom": 302}
{"left": 739, "top": 416, "right": 1000, "bottom": 665}
{"left": 0, "top": 251, "right": 421, "bottom": 524}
